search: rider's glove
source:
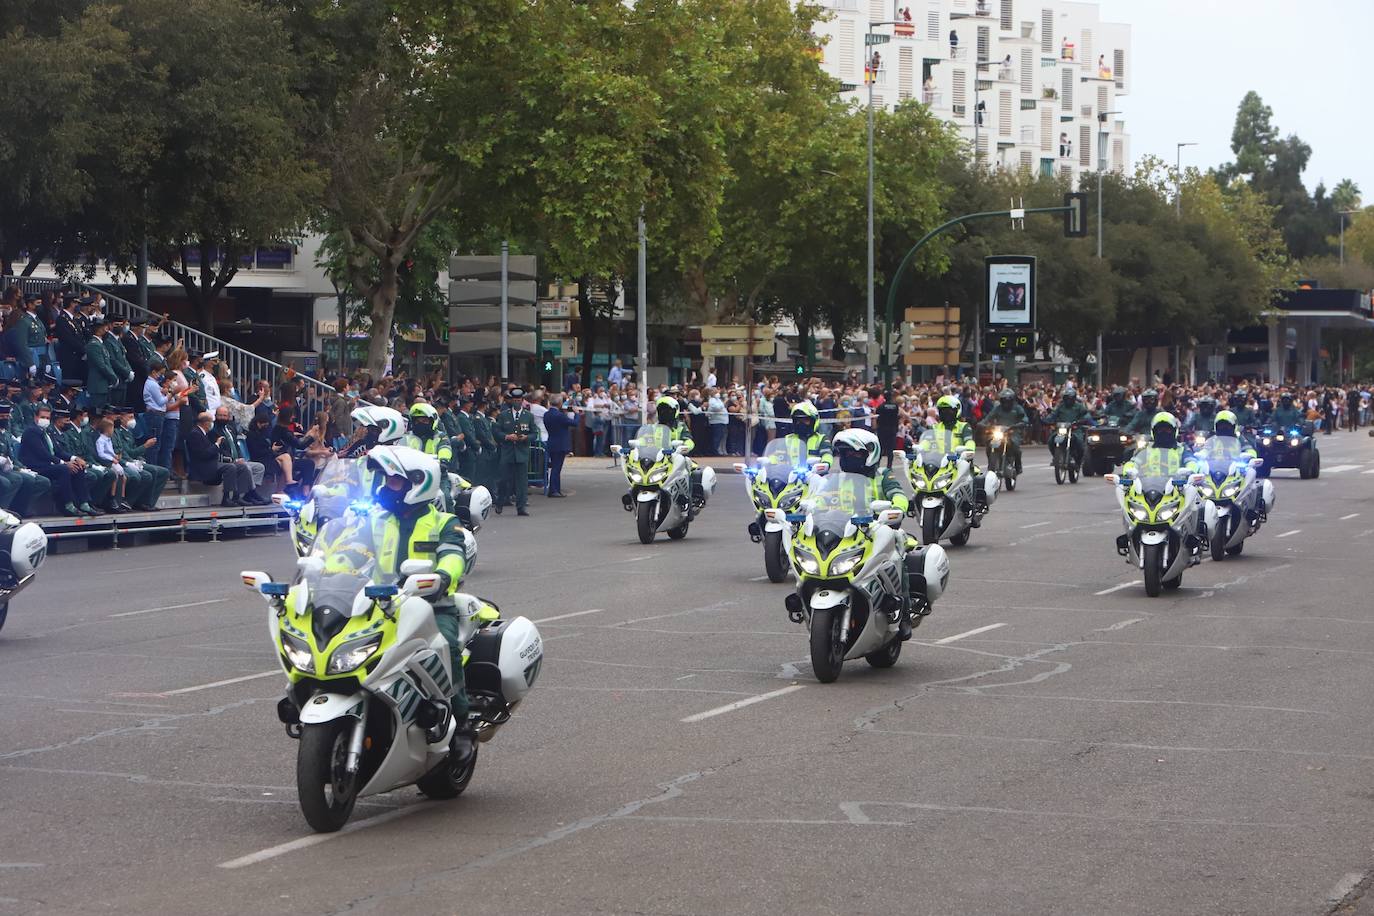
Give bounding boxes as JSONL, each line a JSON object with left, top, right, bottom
{"left": 434, "top": 570, "right": 453, "bottom": 596}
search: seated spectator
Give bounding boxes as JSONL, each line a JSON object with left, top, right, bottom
{"left": 186, "top": 410, "right": 254, "bottom": 507}
{"left": 19, "top": 406, "right": 98, "bottom": 517}
{"left": 213, "top": 406, "right": 268, "bottom": 505}
{"left": 93, "top": 416, "right": 132, "bottom": 512}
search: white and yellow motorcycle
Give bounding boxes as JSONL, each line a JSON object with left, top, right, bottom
{"left": 612, "top": 424, "right": 715, "bottom": 544}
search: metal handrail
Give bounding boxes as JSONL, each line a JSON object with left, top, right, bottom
{"left": 1, "top": 277, "right": 336, "bottom": 410}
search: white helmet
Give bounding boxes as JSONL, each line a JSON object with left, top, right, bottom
{"left": 351, "top": 405, "right": 407, "bottom": 444}
{"left": 831, "top": 428, "right": 881, "bottom": 472}
{"left": 366, "top": 445, "right": 441, "bottom": 507}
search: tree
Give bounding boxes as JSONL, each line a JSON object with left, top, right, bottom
{"left": 1332, "top": 179, "right": 1362, "bottom": 212}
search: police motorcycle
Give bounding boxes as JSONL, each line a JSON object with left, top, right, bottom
{"left": 240, "top": 482, "right": 542, "bottom": 833}
{"left": 0, "top": 509, "right": 47, "bottom": 634}
{"left": 1194, "top": 436, "right": 1272, "bottom": 560}
{"left": 612, "top": 423, "right": 716, "bottom": 544}
{"left": 1050, "top": 421, "right": 1089, "bottom": 484}
{"left": 779, "top": 471, "right": 949, "bottom": 683}
{"left": 1103, "top": 465, "right": 1215, "bottom": 597}
{"left": 734, "top": 439, "right": 822, "bottom": 583}
{"left": 985, "top": 424, "right": 1023, "bottom": 492}
{"left": 906, "top": 429, "right": 997, "bottom": 546}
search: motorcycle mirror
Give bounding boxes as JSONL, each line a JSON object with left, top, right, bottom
{"left": 401, "top": 573, "right": 441, "bottom": 598}
{"left": 869, "top": 499, "right": 892, "bottom": 514}
{"left": 877, "top": 508, "right": 904, "bottom": 526}
{"left": 270, "top": 493, "right": 289, "bottom": 506}
{"left": 732, "top": 462, "right": 747, "bottom": 473}
{"left": 675, "top": 443, "right": 691, "bottom": 455}
{"left": 1249, "top": 457, "right": 1264, "bottom": 468}
{"left": 1189, "top": 473, "right": 1205, "bottom": 486}
{"left": 610, "top": 444, "right": 622, "bottom": 456}
{"left": 240, "top": 570, "right": 272, "bottom": 592}
{"left": 762, "top": 508, "right": 786, "bottom": 524}
{"left": 399, "top": 558, "right": 433, "bottom": 577}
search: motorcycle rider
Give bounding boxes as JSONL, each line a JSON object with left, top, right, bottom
{"left": 1046, "top": 386, "right": 1091, "bottom": 470}
{"left": 1211, "top": 409, "right": 1257, "bottom": 458}
{"left": 1123, "top": 389, "right": 1159, "bottom": 439}
{"left": 1270, "top": 393, "right": 1304, "bottom": 430}
{"left": 339, "top": 404, "right": 407, "bottom": 459}
{"left": 320, "top": 445, "right": 477, "bottom": 763}
{"left": 779, "top": 401, "right": 832, "bottom": 470}
{"left": 1096, "top": 386, "right": 1136, "bottom": 425}
{"left": 1122, "top": 411, "right": 1206, "bottom": 557}
{"left": 976, "top": 388, "right": 1028, "bottom": 474}
{"left": 403, "top": 402, "right": 455, "bottom": 506}
{"left": 1227, "top": 391, "right": 1257, "bottom": 431}
{"left": 636, "top": 395, "right": 705, "bottom": 514}
{"left": 923, "top": 394, "right": 988, "bottom": 526}
{"left": 830, "top": 428, "right": 918, "bottom": 637}
{"left": 1187, "top": 396, "right": 1218, "bottom": 439}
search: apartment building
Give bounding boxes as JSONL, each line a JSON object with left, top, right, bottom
{"left": 812, "top": 0, "right": 1131, "bottom": 184}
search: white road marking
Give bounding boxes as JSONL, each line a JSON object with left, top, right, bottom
{"left": 1327, "top": 872, "right": 1365, "bottom": 904}
{"left": 1364, "top": 469, "right": 1374, "bottom": 475}
{"left": 1323, "top": 464, "right": 1360, "bottom": 473}
{"left": 680, "top": 685, "right": 804, "bottom": 723}
{"left": 162, "top": 671, "right": 278, "bottom": 696}
{"left": 531, "top": 608, "right": 604, "bottom": 624}
{"left": 748, "top": 575, "right": 771, "bottom": 582}
{"left": 1018, "top": 521, "right": 1052, "bottom": 529}
{"left": 1340, "top": 513, "right": 1360, "bottom": 521}
{"left": 1094, "top": 582, "right": 1137, "bottom": 596}
{"left": 933, "top": 623, "right": 1007, "bottom": 644}
{"left": 1275, "top": 529, "right": 1302, "bottom": 539}
{"left": 108, "top": 598, "right": 231, "bottom": 619}
{"left": 218, "top": 805, "right": 426, "bottom": 869}
{"left": 1095, "top": 617, "right": 1144, "bottom": 633}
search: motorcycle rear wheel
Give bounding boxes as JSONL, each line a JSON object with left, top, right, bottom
{"left": 417, "top": 737, "right": 478, "bottom": 800}
{"left": 1142, "top": 542, "right": 1163, "bottom": 597}
{"left": 949, "top": 529, "right": 971, "bottom": 546}
{"left": 1004, "top": 472, "right": 1016, "bottom": 492}
{"left": 1225, "top": 542, "right": 1244, "bottom": 556}
{"left": 763, "top": 530, "right": 787, "bottom": 582}
{"left": 865, "top": 638, "right": 902, "bottom": 668}
{"left": 0, "top": 600, "right": 8, "bottom": 633}
{"left": 297, "top": 721, "right": 359, "bottom": 833}
{"left": 636, "top": 501, "right": 656, "bottom": 544}
{"left": 1068, "top": 463, "right": 1080, "bottom": 484}
{"left": 809, "top": 607, "right": 846, "bottom": 683}
{"left": 667, "top": 522, "right": 689, "bottom": 540}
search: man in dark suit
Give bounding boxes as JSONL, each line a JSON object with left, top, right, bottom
{"left": 185, "top": 410, "right": 253, "bottom": 507}
{"left": 53, "top": 295, "right": 86, "bottom": 384}
{"left": 18, "top": 406, "right": 97, "bottom": 516}
{"left": 122, "top": 318, "right": 150, "bottom": 414}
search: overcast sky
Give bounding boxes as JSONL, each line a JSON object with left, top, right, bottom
{"left": 1093, "top": 0, "right": 1371, "bottom": 201}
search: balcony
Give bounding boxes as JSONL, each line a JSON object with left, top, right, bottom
{"left": 951, "top": 0, "right": 994, "bottom": 20}
{"left": 952, "top": 102, "right": 967, "bottom": 117}
{"left": 921, "top": 89, "right": 944, "bottom": 107}
{"left": 948, "top": 45, "right": 967, "bottom": 60}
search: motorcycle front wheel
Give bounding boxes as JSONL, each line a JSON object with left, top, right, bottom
{"left": 809, "top": 607, "right": 846, "bottom": 683}
{"left": 763, "top": 530, "right": 787, "bottom": 582}
{"left": 1054, "top": 453, "right": 1065, "bottom": 485}
{"left": 297, "top": 721, "right": 359, "bottom": 833}
{"left": 636, "top": 501, "right": 656, "bottom": 544}
{"left": 0, "top": 600, "right": 8, "bottom": 633}
{"left": 1142, "top": 542, "right": 1163, "bottom": 597}
{"left": 1209, "top": 519, "right": 1230, "bottom": 561}
{"left": 920, "top": 509, "right": 941, "bottom": 545}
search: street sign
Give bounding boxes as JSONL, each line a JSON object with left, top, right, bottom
{"left": 1064, "top": 192, "right": 1088, "bottom": 237}
{"left": 540, "top": 319, "right": 571, "bottom": 336}
{"left": 904, "top": 351, "right": 960, "bottom": 367}
{"left": 700, "top": 324, "right": 776, "bottom": 341}
{"left": 449, "top": 305, "right": 538, "bottom": 332}
{"left": 700, "top": 341, "right": 766, "bottom": 359}
{"left": 449, "top": 255, "right": 537, "bottom": 281}
{"left": 539, "top": 300, "right": 576, "bottom": 319}
{"left": 905, "top": 307, "right": 960, "bottom": 324}
{"left": 447, "top": 330, "right": 537, "bottom": 356}
{"left": 865, "top": 33, "right": 891, "bottom": 45}
{"left": 449, "top": 280, "right": 538, "bottom": 306}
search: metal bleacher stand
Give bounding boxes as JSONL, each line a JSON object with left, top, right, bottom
{"left": 0, "top": 276, "right": 338, "bottom": 550}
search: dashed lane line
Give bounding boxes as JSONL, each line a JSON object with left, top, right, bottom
{"left": 531, "top": 608, "right": 604, "bottom": 624}
{"left": 1094, "top": 581, "right": 1137, "bottom": 596}
{"left": 680, "top": 685, "right": 805, "bottom": 723}
{"left": 218, "top": 805, "right": 427, "bottom": 869}
{"left": 932, "top": 623, "right": 1007, "bottom": 644}
{"left": 1275, "top": 529, "right": 1302, "bottom": 539}
{"left": 108, "top": 598, "right": 231, "bottom": 619}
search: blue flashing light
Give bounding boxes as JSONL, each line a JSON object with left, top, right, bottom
{"left": 364, "top": 584, "right": 398, "bottom": 599}
{"left": 260, "top": 582, "right": 289, "bottom": 597}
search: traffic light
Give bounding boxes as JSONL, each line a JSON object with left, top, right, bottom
{"left": 1064, "top": 192, "right": 1088, "bottom": 238}
{"left": 794, "top": 360, "right": 806, "bottom": 376}
{"left": 540, "top": 351, "right": 556, "bottom": 389}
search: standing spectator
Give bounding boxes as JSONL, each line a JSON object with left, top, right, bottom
{"left": 103, "top": 315, "right": 133, "bottom": 407}
{"left": 53, "top": 295, "right": 85, "bottom": 384}
{"left": 949, "top": 28, "right": 959, "bottom": 58}
{"left": 586, "top": 387, "right": 612, "bottom": 456}
{"left": 706, "top": 387, "right": 728, "bottom": 455}
{"left": 122, "top": 318, "right": 150, "bottom": 414}
{"left": 144, "top": 358, "right": 188, "bottom": 472}
{"left": 542, "top": 394, "right": 575, "bottom": 498}
{"left": 200, "top": 352, "right": 222, "bottom": 413}
{"left": 620, "top": 392, "right": 642, "bottom": 448}
{"left": 84, "top": 317, "right": 119, "bottom": 411}
{"left": 608, "top": 359, "right": 625, "bottom": 390}
{"left": 495, "top": 387, "right": 534, "bottom": 516}
{"left": 1348, "top": 386, "right": 1363, "bottom": 432}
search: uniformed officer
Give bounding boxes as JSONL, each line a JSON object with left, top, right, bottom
{"left": 113, "top": 405, "right": 170, "bottom": 511}
{"left": 0, "top": 401, "right": 50, "bottom": 516}
{"left": 84, "top": 317, "right": 120, "bottom": 412}
{"left": 453, "top": 395, "right": 479, "bottom": 484}
{"left": 65, "top": 407, "right": 116, "bottom": 509}
{"left": 495, "top": 387, "right": 535, "bottom": 516}
{"left": 104, "top": 315, "right": 134, "bottom": 407}
{"left": 474, "top": 401, "right": 500, "bottom": 493}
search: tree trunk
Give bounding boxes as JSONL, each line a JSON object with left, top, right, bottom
{"left": 366, "top": 261, "right": 399, "bottom": 379}
{"left": 20, "top": 249, "right": 47, "bottom": 276}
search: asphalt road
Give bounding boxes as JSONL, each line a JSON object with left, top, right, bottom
{"left": 3, "top": 432, "right": 1374, "bottom": 915}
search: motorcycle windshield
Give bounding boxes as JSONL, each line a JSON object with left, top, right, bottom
{"left": 631, "top": 424, "right": 673, "bottom": 463}
{"left": 306, "top": 517, "right": 380, "bottom": 615}
{"left": 1199, "top": 436, "right": 1243, "bottom": 477}
{"left": 806, "top": 472, "right": 875, "bottom": 534}
{"left": 310, "top": 456, "right": 373, "bottom": 519}
{"left": 759, "top": 438, "right": 802, "bottom": 486}
{"left": 914, "top": 429, "right": 953, "bottom": 460}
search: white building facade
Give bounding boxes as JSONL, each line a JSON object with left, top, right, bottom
{"left": 812, "top": 0, "right": 1130, "bottom": 183}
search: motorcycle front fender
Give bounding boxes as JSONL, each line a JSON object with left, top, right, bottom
{"left": 921, "top": 496, "right": 944, "bottom": 510}
{"left": 1139, "top": 529, "right": 1168, "bottom": 547}
{"left": 636, "top": 489, "right": 659, "bottom": 503}
{"left": 1202, "top": 501, "right": 1219, "bottom": 532}
{"left": 763, "top": 518, "right": 786, "bottom": 534}
{"left": 298, "top": 690, "right": 368, "bottom": 725}
{"left": 808, "top": 587, "right": 851, "bottom": 611}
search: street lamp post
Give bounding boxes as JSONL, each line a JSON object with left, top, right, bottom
{"left": 1096, "top": 110, "right": 1121, "bottom": 390}
{"left": 1175, "top": 141, "right": 1197, "bottom": 216}
{"left": 1340, "top": 209, "right": 1358, "bottom": 267}
{"left": 865, "top": 17, "right": 905, "bottom": 385}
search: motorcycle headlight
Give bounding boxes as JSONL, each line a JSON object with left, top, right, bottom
{"left": 1276, "top": 435, "right": 1285, "bottom": 442}
{"left": 1058, "top": 426, "right": 1069, "bottom": 436}
{"left": 991, "top": 430, "right": 1004, "bottom": 443}
{"left": 326, "top": 634, "right": 382, "bottom": 675}
{"left": 1220, "top": 483, "right": 1240, "bottom": 498}
{"left": 828, "top": 547, "right": 867, "bottom": 576}
{"left": 1119, "top": 435, "right": 1129, "bottom": 443}
{"left": 780, "top": 491, "right": 802, "bottom": 510}
{"left": 1157, "top": 504, "right": 1178, "bottom": 522}
{"left": 1130, "top": 506, "right": 1149, "bottom": 521}
{"left": 281, "top": 632, "right": 315, "bottom": 673}
{"left": 1261, "top": 437, "right": 1271, "bottom": 446}
{"left": 930, "top": 471, "right": 954, "bottom": 489}
{"left": 794, "top": 547, "right": 821, "bottom": 575}
{"left": 647, "top": 466, "right": 669, "bottom": 483}
{"left": 1088, "top": 434, "right": 1101, "bottom": 443}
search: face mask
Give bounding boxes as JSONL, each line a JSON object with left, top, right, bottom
{"left": 375, "top": 484, "right": 407, "bottom": 514}
{"left": 79, "top": 417, "right": 89, "bottom": 427}
{"left": 125, "top": 419, "right": 137, "bottom": 430}
{"left": 36, "top": 418, "right": 50, "bottom": 429}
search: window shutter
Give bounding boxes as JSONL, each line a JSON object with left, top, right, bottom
{"left": 953, "top": 69, "right": 967, "bottom": 109}
{"left": 1061, "top": 68, "right": 1072, "bottom": 111}
{"left": 1040, "top": 9, "right": 1053, "bottom": 54}
{"left": 1020, "top": 49, "right": 1033, "bottom": 93}
{"left": 1080, "top": 29, "right": 1092, "bottom": 70}
{"left": 838, "top": 21, "right": 856, "bottom": 75}
{"left": 898, "top": 46, "right": 914, "bottom": 99}
{"left": 870, "top": 0, "right": 885, "bottom": 23}
{"left": 999, "top": 90, "right": 1012, "bottom": 135}
{"left": 1097, "top": 84, "right": 1108, "bottom": 113}
{"left": 1000, "top": 0, "right": 1013, "bottom": 31}
{"left": 1079, "top": 123, "right": 1091, "bottom": 167}
{"left": 1040, "top": 107, "right": 1052, "bottom": 150}
{"left": 1114, "top": 49, "right": 1125, "bottom": 88}
{"left": 978, "top": 134, "right": 990, "bottom": 162}
{"left": 1113, "top": 137, "right": 1124, "bottom": 171}
{"left": 1020, "top": 149, "right": 1033, "bottom": 172}
{"left": 928, "top": 7, "right": 941, "bottom": 41}
{"left": 977, "top": 26, "right": 989, "bottom": 62}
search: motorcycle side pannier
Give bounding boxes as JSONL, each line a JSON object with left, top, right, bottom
{"left": 465, "top": 617, "right": 543, "bottom": 708}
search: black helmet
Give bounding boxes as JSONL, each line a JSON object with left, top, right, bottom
{"left": 1228, "top": 392, "right": 1245, "bottom": 410}
{"left": 1110, "top": 386, "right": 1126, "bottom": 401}
{"left": 1140, "top": 390, "right": 1158, "bottom": 407}
{"left": 1197, "top": 397, "right": 1216, "bottom": 416}
{"left": 1280, "top": 393, "right": 1293, "bottom": 407}
{"left": 998, "top": 387, "right": 1015, "bottom": 406}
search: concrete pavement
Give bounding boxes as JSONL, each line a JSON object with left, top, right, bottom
{"left": 2, "top": 433, "right": 1374, "bottom": 914}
